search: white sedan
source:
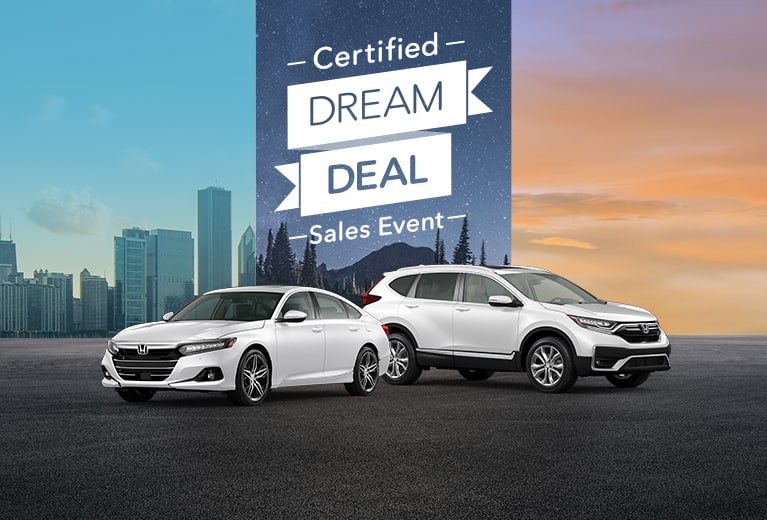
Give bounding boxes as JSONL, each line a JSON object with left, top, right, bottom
{"left": 101, "top": 286, "right": 390, "bottom": 405}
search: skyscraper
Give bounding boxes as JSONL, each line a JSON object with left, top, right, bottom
{"left": 147, "top": 229, "right": 194, "bottom": 321}
{"left": 0, "top": 238, "right": 17, "bottom": 274}
{"left": 238, "top": 225, "right": 256, "bottom": 286}
{"left": 34, "top": 270, "right": 74, "bottom": 333}
{"left": 197, "top": 186, "right": 231, "bottom": 294}
{"left": 114, "top": 228, "right": 148, "bottom": 330}
{"left": 80, "top": 268, "right": 108, "bottom": 332}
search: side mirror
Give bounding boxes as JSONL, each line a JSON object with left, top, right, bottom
{"left": 278, "top": 309, "right": 307, "bottom": 323}
{"left": 162, "top": 312, "right": 174, "bottom": 322}
{"left": 488, "top": 295, "right": 522, "bottom": 307}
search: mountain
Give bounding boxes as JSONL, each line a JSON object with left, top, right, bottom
{"left": 320, "top": 242, "right": 434, "bottom": 299}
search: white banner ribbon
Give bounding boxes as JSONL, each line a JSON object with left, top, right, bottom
{"left": 276, "top": 133, "right": 451, "bottom": 216}
{"left": 287, "top": 61, "right": 491, "bottom": 150}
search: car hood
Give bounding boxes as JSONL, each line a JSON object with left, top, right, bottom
{"left": 539, "top": 302, "right": 657, "bottom": 322}
{"left": 113, "top": 320, "right": 266, "bottom": 343}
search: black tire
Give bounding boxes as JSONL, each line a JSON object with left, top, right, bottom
{"left": 525, "top": 337, "right": 578, "bottom": 393}
{"left": 383, "top": 332, "right": 422, "bottom": 385}
{"left": 457, "top": 369, "right": 495, "bottom": 381}
{"left": 344, "top": 346, "right": 379, "bottom": 396}
{"left": 606, "top": 372, "right": 650, "bottom": 388}
{"left": 227, "top": 349, "right": 271, "bottom": 406}
{"left": 116, "top": 388, "right": 156, "bottom": 403}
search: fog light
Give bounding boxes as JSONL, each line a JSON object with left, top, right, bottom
{"left": 102, "top": 365, "right": 112, "bottom": 379}
{"left": 193, "top": 367, "right": 223, "bottom": 382}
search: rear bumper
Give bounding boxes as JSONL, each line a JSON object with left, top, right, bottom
{"left": 576, "top": 345, "right": 671, "bottom": 376}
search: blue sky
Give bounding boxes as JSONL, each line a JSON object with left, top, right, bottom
{"left": 0, "top": 0, "right": 255, "bottom": 293}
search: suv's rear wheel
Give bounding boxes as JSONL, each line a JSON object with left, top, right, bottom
{"left": 457, "top": 369, "right": 494, "bottom": 381}
{"left": 383, "top": 332, "right": 422, "bottom": 385}
{"left": 525, "top": 337, "right": 578, "bottom": 393}
{"left": 606, "top": 372, "right": 650, "bottom": 388}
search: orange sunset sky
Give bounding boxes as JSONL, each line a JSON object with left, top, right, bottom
{"left": 511, "top": 0, "right": 766, "bottom": 334}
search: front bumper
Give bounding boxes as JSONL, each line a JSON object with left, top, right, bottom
{"left": 101, "top": 348, "right": 240, "bottom": 392}
{"left": 575, "top": 344, "right": 671, "bottom": 376}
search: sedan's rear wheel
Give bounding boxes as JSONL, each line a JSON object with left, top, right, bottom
{"left": 606, "top": 372, "right": 650, "bottom": 388}
{"left": 525, "top": 337, "right": 578, "bottom": 393}
{"left": 383, "top": 332, "right": 422, "bottom": 385}
{"left": 228, "top": 349, "right": 270, "bottom": 406}
{"left": 345, "top": 346, "right": 379, "bottom": 396}
{"left": 116, "top": 388, "right": 156, "bottom": 403}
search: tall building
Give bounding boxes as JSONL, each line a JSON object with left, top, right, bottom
{"left": 147, "top": 229, "right": 194, "bottom": 321}
{"left": 114, "top": 228, "right": 148, "bottom": 330}
{"left": 81, "top": 268, "right": 108, "bottom": 332}
{"left": 34, "top": 270, "right": 73, "bottom": 333}
{"left": 0, "top": 238, "right": 17, "bottom": 274}
{"left": 238, "top": 225, "right": 256, "bottom": 286}
{"left": 0, "top": 282, "right": 26, "bottom": 335}
{"left": 197, "top": 186, "right": 231, "bottom": 294}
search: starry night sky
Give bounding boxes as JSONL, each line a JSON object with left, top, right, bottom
{"left": 256, "top": 0, "right": 510, "bottom": 269}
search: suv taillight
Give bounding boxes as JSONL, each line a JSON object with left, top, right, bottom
{"left": 361, "top": 278, "right": 383, "bottom": 306}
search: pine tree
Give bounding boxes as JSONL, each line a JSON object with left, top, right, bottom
{"left": 438, "top": 239, "right": 445, "bottom": 264}
{"left": 256, "top": 254, "right": 265, "bottom": 282}
{"left": 452, "top": 217, "right": 473, "bottom": 265}
{"left": 271, "top": 222, "right": 296, "bottom": 284}
{"left": 300, "top": 239, "right": 320, "bottom": 288}
{"left": 479, "top": 240, "right": 486, "bottom": 266}
{"left": 434, "top": 229, "right": 441, "bottom": 264}
{"left": 263, "top": 229, "right": 274, "bottom": 283}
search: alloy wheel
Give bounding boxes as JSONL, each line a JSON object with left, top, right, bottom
{"left": 530, "top": 344, "right": 564, "bottom": 387}
{"left": 388, "top": 339, "right": 409, "bottom": 380}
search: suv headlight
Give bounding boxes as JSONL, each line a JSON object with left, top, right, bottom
{"left": 107, "top": 339, "right": 119, "bottom": 355}
{"left": 569, "top": 316, "right": 617, "bottom": 334}
{"left": 178, "top": 337, "right": 237, "bottom": 356}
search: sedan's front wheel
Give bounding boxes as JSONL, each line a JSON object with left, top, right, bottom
{"left": 228, "top": 349, "right": 271, "bottom": 406}
{"left": 345, "top": 346, "right": 379, "bottom": 396}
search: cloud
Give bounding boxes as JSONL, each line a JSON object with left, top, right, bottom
{"left": 513, "top": 192, "right": 675, "bottom": 225}
{"left": 84, "top": 104, "right": 112, "bottom": 124}
{"left": 27, "top": 187, "right": 109, "bottom": 235}
{"left": 124, "top": 147, "right": 163, "bottom": 173}
{"left": 36, "top": 95, "right": 67, "bottom": 121}
{"left": 530, "top": 237, "right": 597, "bottom": 250}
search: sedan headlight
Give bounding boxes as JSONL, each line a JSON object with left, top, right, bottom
{"left": 178, "top": 337, "right": 237, "bottom": 356}
{"left": 569, "top": 316, "right": 617, "bottom": 334}
{"left": 107, "top": 339, "right": 119, "bottom": 355}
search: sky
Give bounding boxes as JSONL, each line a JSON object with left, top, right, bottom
{"left": 1, "top": 0, "right": 766, "bottom": 333}
{"left": 512, "top": 0, "right": 767, "bottom": 334}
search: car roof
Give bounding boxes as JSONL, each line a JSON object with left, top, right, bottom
{"left": 388, "top": 264, "right": 551, "bottom": 276}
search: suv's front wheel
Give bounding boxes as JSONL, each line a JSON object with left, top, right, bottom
{"left": 525, "top": 337, "right": 578, "bottom": 393}
{"left": 383, "top": 332, "right": 422, "bottom": 385}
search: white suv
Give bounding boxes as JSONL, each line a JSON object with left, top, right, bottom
{"left": 362, "top": 265, "right": 670, "bottom": 393}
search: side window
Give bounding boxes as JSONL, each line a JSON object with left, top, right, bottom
{"left": 414, "top": 273, "right": 458, "bottom": 302}
{"left": 463, "top": 274, "right": 512, "bottom": 304}
{"left": 314, "top": 293, "right": 349, "bottom": 320}
{"left": 343, "top": 302, "right": 362, "bottom": 319}
{"left": 389, "top": 275, "right": 417, "bottom": 296}
{"left": 280, "top": 292, "right": 316, "bottom": 319}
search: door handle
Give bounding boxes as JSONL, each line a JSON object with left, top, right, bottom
{"left": 349, "top": 326, "right": 360, "bottom": 332}
{"left": 405, "top": 304, "right": 419, "bottom": 309}
{"left": 311, "top": 326, "right": 323, "bottom": 333}
{"left": 455, "top": 307, "right": 470, "bottom": 312}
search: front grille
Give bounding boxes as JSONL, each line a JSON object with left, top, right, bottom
{"left": 614, "top": 322, "right": 661, "bottom": 344}
{"left": 624, "top": 355, "right": 669, "bottom": 370}
{"left": 113, "top": 347, "right": 179, "bottom": 381}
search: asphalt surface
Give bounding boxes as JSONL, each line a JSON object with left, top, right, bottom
{"left": 1, "top": 337, "right": 765, "bottom": 519}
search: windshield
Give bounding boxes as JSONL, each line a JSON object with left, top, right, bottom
{"left": 170, "top": 291, "right": 283, "bottom": 321}
{"left": 499, "top": 272, "right": 601, "bottom": 304}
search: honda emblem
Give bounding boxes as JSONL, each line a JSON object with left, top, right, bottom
{"left": 137, "top": 344, "right": 149, "bottom": 355}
